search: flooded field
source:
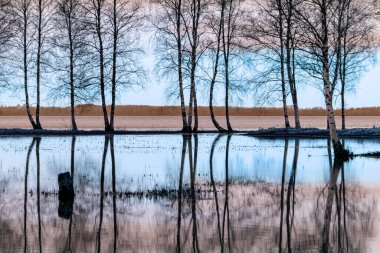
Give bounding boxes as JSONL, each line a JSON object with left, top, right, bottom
{"left": 0, "top": 134, "right": 380, "bottom": 252}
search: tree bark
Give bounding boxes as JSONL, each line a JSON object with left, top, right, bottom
{"left": 176, "top": 0, "right": 188, "bottom": 132}
{"left": 321, "top": 0, "right": 345, "bottom": 157}
{"left": 222, "top": 0, "right": 233, "bottom": 132}
{"left": 67, "top": 4, "right": 77, "bottom": 131}
{"left": 277, "top": 0, "right": 290, "bottom": 129}
{"left": 285, "top": 0, "right": 300, "bottom": 129}
{"left": 187, "top": 0, "right": 201, "bottom": 133}
{"left": 209, "top": 0, "right": 227, "bottom": 132}
{"left": 110, "top": 0, "right": 118, "bottom": 132}
{"left": 95, "top": 0, "right": 110, "bottom": 131}
{"left": 23, "top": 1, "right": 37, "bottom": 129}
{"left": 35, "top": 0, "right": 43, "bottom": 129}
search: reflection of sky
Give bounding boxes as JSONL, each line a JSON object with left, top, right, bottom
{"left": 1, "top": 135, "right": 380, "bottom": 194}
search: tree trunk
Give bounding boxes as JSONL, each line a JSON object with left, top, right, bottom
{"left": 23, "top": 3, "right": 37, "bottom": 129}
{"left": 341, "top": 87, "right": 345, "bottom": 130}
{"left": 68, "top": 16, "right": 77, "bottom": 131}
{"left": 223, "top": 0, "right": 233, "bottom": 132}
{"left": 225, "top": 71, "right": 232, "bottom": 132}
{"left": 285, "top": 0, "right": 300, "bottom": 129}
{"left": 110, "top": 0, "right": 117, "bottom": 132}
{"left": 209, "top": 0, "right": 227, "bottom": 132}
{"left": 96, "top": 2, "right": 110, "bottom": 131}
{"left": 321, "top": 0, "right": 345, "bottom": 157}
{"left": 176, "top": 0, "right": 188, "bottom": 132}
{"left": 35, "top": 0, "right": 43, "bottom": 130}
{"left": 193, "top": 87, "right": 199, "bottom": 132}
{"left": 187, "top": 0, "right": 201, "bottom": 133}
{"left": 277, "top": 0, "right": 290, "bottom": 128}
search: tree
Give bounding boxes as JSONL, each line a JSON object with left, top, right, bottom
{"left": 154, "top": 0, "right": 188, "bottom": 132}
{"left": 11, "top": 0, "right": 40, "bottom": 129}
{"left": 294, "top": 0, "right": 350, "bottom": 156}
{"left": 243, "top": 0, "right": 292, "bottom": 128}
{"left": 54, "top": 0, "right": 87, "bottom": 130}
{"left": 284, "top": 0, "right": 301, "bottom": 128}
{"left": 82, "top": 0, "right": 111, "bottom": 130}
{"left": 83, "top": 0, "right": 142, "bottom": 131}
{"left": 108, "top": 0, "right": 142, "bottom": 131}
{"left": 276, "top": 0, "right": 291, "bottom": 128}
{"left": 34, "top": 0, "right": 52, "bottom": 130}
{"left": 338, "top": 0, "right": 377, "bottom": 129}
{"left": 207, "top": 0, "right": 227, "bottom": 132}
{"left": 182, "top": 0, "right": 208, "bottom": 132}
{"left": 221, "top": 0, "right": 242, "bottom": 132}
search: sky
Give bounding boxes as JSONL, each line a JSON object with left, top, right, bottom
{"left": 1, "top": 51, "right": 379, "bottom": 109}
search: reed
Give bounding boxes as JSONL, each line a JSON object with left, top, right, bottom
{"left": 0, "top": 105, "right": 378, "bottom": 117}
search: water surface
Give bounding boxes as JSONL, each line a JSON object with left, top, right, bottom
{"left": 0, "top": 134, "right": 379, "bottom": 252}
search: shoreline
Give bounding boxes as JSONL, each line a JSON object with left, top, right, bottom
{"left": 1, "top": 127, "right": 380, "bottom": 138}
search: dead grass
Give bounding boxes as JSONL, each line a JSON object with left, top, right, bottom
{"left": 1, "top": 115, "right": 379, "bottom": 130}
{"left": 1, "top": 105, "right": 379, "bottom": 117}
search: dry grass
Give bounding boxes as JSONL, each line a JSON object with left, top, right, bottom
{"left": 1, "top": 105, "right": 380, "bottom": 116}
{"left": 1, "top": 115, "right": 380, "bottom": 130}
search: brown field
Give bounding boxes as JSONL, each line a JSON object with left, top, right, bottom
{"left": 1, "top": 105, "right": 380, "bottom": 116}
{"left": 0, "top": 115, "right": 379, "bottom": 130}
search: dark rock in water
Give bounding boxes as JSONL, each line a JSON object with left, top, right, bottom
{"left": 58, "top": 172, "right": 74, "bottom": 201}
{"left": 58, "top": 172, "right": 74, "bottom": 219}
{"left": 58, "top": 199, "right": 73, "bottom": 219}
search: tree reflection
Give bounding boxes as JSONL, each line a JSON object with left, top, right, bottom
{"left": 110, "top": 136, "right": 118, "bottom": 253}
{"left": 96, "top": 136, "right": 109, "bottom": 253}
{"left": 278, "top": 139, "right": 288, "bottom": 253}
{"left": 24, "top": 138, "right": 36, "bottom": 253}
{"left": 176, "top": 135, "right": 188, "bottom": 253}
{"left": 36, "top": 138, "right": 42, "bottom": 253}
{"left": 12, "top": 135, "right": 379, "bottom": 252}
{"left": 63, "top": 136, "right": 76, "bottom": 253}
{"left": 209, "top": 135, "right": 223, "bottom": 249}
{"left": 319, "top": 141, "right": 377, "bottom": 253}
{"left": 189, "top": 135, "right": 200, "bottom": 252}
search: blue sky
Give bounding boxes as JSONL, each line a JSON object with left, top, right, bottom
{"left": 1, "top": 53, "right": 379, "bottom": 109}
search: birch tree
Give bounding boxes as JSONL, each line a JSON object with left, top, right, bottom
{"left": 155, "top": 0, "right": 188, "bottom": 132}
{"left": 338, "top": 0, "right": 377, "bottom": 129}
{"left": 53, "top": 0, "right": 88, "bottom": 130}
{"left": 294, "top": 0, "right": 351, "bottom": 156}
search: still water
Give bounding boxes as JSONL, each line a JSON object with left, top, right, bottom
{"left": 0, "top": 134, "right": 380, "bottom": 253}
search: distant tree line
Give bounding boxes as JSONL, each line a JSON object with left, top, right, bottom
{"left": 0, "top": 0, "right": 377, "bottom": 154}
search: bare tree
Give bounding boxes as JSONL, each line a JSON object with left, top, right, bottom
{"left": 207, "top": 0, "right": 227, "bottom": 132}
{"left": 243, "top": 0, "right": 291, "bottom": 128}
{"left": 11, "top": 0, "right": 39, "bottom": 129}
{"left": 108, "top": 0, "right": 142, "bottom": 131}
{"left": 221, "top": 0, "right": 242, "bottom": 132}
{"left": 154, "top": 0, "right": 188, "bottom": 132}
{"left": 294, "top": 0, "right": 350, "bottom": 156}
{"left": 53, "top": 0, "right": 87, "bottom": 130}
{"left": 84, "top": 0, "right": 110, "bottom": 130}
{"left": 83, "top": 0, "right": 142, "bottom": 131}
{"left": 183, "top": 0, "right": 208, "bottom": 132}
{"left": 276, "top": 0, "right": 291, "bottom": 128}
{"left": 284, "top": 0, "right": 301, "bottom": 128}
{"left": 338, "top": 0, "right": 377, "bottom": 129}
